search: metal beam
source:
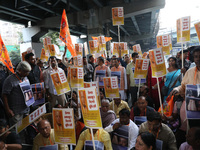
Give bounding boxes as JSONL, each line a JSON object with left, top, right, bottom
{"left": 61, "top": 0, "right": 81, "bottom": 11}
{"left": 22, "top": 0, "right": 56, "bottom": 14}
{"left": 0, "top": 5, "right": 41, "bottom": 20}
{"left": 93, "top": 0, "right": 103, "bottom": 7}
{"left": 109, "top": 29, "right": 118, "bottom": 36}
{"left": 150, "top": 10, "right": 159, "bottom": 34}
{"left": 131, "top": 16, "right": 141, "bottom": 35}
{"left": 119, "top": 26, "right": 130, "bottom": 36}
{"left": 0, "top": 10, "right": 37, "bottom": 22}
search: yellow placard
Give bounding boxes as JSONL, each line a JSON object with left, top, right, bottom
{"left": 133, "top": 44, "right": 142, "bottom": 56}
{"left": 113, "top": 42, "right": 128, "bottom": 56}
{"left": 75, "top": 43, "right": 83, "bottom": 56}
{"left": 43, "top": 37, "right": 51, "bottom": 48}
{"left": 177, "top": 16, "right": 190, "bottom": 43}
{"left": 40, "top": 48, "right": 49, "bottom": 62}
{"left": 112, "top": 7, "right": 124, "bottom": 26}
{"left": 98, "top": 36, "right": 106, "bottom": 53}
{"left": 50, "top": 70, "right": 70, "bottom": 95}
{"left": 194, "top": 22, "right": 200, "bottom": 43}
{"left": 73, "top": 55, "right": 83, "bottom": 67}
{"left": 157, "top": 35, "right": 171, "bottom": 55}
{"left": 149, "top": 48, "right": 166, "bottom": 77}
{"left": 134, "top": 59, "right": 149, "bottom": 79}
{"left": 84, "top": 81, "right": 100, "bottom": 106}
{"left": 53, "top": 108, "right": 76, "bottom": 145}
{"left": 48, "top": 44, "right": 56, "bottom": 56}
{"left": 142, "top": 52, "right": 148, "bottom": 59}
{"left": 78, "top": 88, "right": 102, "bottom": 128}
{"left": 70, "top": 67, "right": 84, "bottom": 88}
{"left": 103, "top": 77, "right": 120, "bottom": 98}
{"left": 16, "top": 104, "right": 46, "bottom": 133}
{"left": 89, "top": 40, "right": 98, "bottom": 54}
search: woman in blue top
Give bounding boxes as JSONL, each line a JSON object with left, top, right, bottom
{"left": 164, "top": 57, "right": 181, "bottom": 101}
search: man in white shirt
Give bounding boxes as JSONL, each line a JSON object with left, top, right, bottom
{"left": 43, "top": 56, "right": 66, "bottom": 109}
{"left": 105, "top": 108, "right": 139, "bottom": 150}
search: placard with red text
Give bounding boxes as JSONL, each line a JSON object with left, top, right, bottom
{"left": 149, "top": 48, "right": 167, "bottom": 77}
{"left": 103, "top": 77, "right": 120, "bottom": 98}
{"left": 78, "top": 88, "right": 102, "bottom": 128}
{"left": 134, "top": 59, "right": 149, "bottom": 79}
{"left": 53, "top": 108, "right": 76, "bottom": 145}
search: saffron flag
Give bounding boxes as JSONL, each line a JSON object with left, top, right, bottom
{"left": 0, "top": 35, "right": 14, "bottom": 73}
{"left": 59, "top": 9, "right": 76, "bottom": 57}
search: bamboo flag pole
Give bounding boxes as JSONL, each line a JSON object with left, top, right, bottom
{"left": 156, "top": 77, "right": 163, "bottom": 115}
{"left": 90, "top": 128, "right": 96, "bottom": 150}
{"left": 137, "top": 79, "right": 141, "bottom": 99}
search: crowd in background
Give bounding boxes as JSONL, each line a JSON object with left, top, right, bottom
{"left": 0, "top": 45, "right": 200, "bottom": 150}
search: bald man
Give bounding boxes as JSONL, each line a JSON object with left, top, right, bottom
{"left": 100, "top": 99, "right": 116, "bottom": 128}
{"left": 32, "top": 120, "right": 67, "bottom": 150}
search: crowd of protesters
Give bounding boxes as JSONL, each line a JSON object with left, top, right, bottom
{"left": 0, "top": 45, "right": 200, "bottom": 150}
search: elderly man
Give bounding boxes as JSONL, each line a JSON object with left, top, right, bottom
{"left": 100, "top": 99, "right": 116, "bottom": 128}
{"left": 32, "top": 119, "right": 66, "bottom": 150}
{"left": 109, "top": 94, "right": 130, "bottom": 118}
{"left": 2, "top": 61, "right": 31, "bottom": 126}
{"left": 139, "top": 111, "right": 177, "bottom": 150}
{"left": 105, "top": 109, "right": 139, "bottom": 150}
{"left": 43, "top": 56, "right": 66, "bottom": 109}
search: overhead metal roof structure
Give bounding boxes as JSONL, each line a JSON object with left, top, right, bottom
{"left": 0, "top": 0, "right": 165, "bottom": 51}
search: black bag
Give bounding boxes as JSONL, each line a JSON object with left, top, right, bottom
{"left": 161, "top": 70, "right": 178, "bottom": 96}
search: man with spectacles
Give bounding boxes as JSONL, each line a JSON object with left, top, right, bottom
{"left": 139, "top": 111, "right": 177, "bottom": 150}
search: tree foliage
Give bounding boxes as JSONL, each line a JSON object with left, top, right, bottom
{"left": 40, "top": 30, "right": 60, "bottom": 47}
{"left": 9, "top": 45, "right": 21, "bottom": 66}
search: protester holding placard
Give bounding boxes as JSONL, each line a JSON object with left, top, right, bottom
{"left": 83, "top": 56, "right": 94, "bottom": 82}
{"left": 32, "top": 119, "right": 66, "bottom": 150}
{"left": 94, "top": 56, "right": 111, "bottom": 87}
{"left": 126, "top": 52, "right": 140, "bottom": 106}
{"left": 2, "top": 61, "right": 31, "bottom": 126}
{"left": 139, "top": 111, "right": 177, "bottom": 150}
{"left": 176, "top": 50, "right": 191, "bottom": 74}
{"left": 111, "top": 58, "right": 127, "bottom": 100}
{"left": 130, "top": 96, "right": 155, "bottom": 123}
{"left": 43, "top": 56, "right": 67, "bottom": 109}
{"left": 105, "top": 109, "right": 139, "bottom": 150}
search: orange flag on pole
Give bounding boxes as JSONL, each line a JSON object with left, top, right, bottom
{"left": 59, "top": 9, "right": 76, "bottom": 57}
{"left": 0, "top": 34, "right": 14, "bottom": 73}
{"left": 92, "top": 36, "right": 112, "bottom": 42}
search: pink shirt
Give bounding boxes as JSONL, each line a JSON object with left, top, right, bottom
{"left": 179, "top": 142, "right": 193, "bottom": 150}
{"left": 173, "top": 101, "right": 187, "bottom": 131}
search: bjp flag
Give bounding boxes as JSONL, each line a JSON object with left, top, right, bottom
{"left": 92, "top": 36, "right": 112, "bottom": 42}
{"left": 0, "top": 35, "right": 14, "bottom": 73}
{"left": 59, "top": 9, "right": 76, "bottom": 57}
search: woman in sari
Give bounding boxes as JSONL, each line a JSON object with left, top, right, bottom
{"left": 164, "top": 57, "right": 181, "bottom": 101}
